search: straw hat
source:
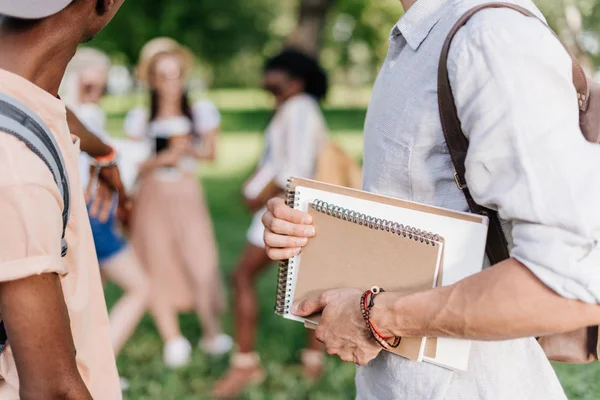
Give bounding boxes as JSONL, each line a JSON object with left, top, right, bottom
{"left": 136, "top": 37, "right": 195, "bottom": 84}
{"left": 60, "top": 47, "right": 111, "bottom": 109}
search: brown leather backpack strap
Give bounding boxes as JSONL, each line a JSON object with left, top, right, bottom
{"left": 439, "top": 2, "right": 590, "bottom": 265}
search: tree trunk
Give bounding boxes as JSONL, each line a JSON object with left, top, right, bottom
{"left": 287, "top": 0, "right": 336, "bottom": 57}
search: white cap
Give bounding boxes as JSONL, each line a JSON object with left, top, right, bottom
{"left": 0, "top": 0, "right": 73, "bottom": 19}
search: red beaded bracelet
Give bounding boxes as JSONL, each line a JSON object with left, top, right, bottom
{"left": 360, "top": 286, "right": 401, "bottom": 350}
{"left": 93, "top": 146, "right": 117, "bottom": 167}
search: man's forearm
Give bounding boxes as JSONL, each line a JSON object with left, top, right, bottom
{"left": 371, "top": 258, "right": 600, "bottom": 340}
{"left": 66, "top": 108, "right": 112, "bottom": 158}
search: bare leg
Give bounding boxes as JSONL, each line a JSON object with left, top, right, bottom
{"left": 177, "top": 214, "right": 223, "bottom": 340}
{"left": 168, "top": 178, "right": 230, "bottom": 343}
{"left": 148, "top": 286, "right": 182, "bottom": 342}
{"left": 212, "top": 243, "right": 271, "bottom": 398}
{"left": 101, "top": 246, "right": 150, "bottom": 356}
{"left": 230, "top": 243, "right": 272, "bottom": 353}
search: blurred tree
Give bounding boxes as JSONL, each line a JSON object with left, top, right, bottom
{"left": 91, "top": 0, "right": 279, "bottom": 82}
{"left": 537, "top": 0, "right": 597, "bottom": 75}
{"left": 91, "top": 0, "right": 600, "bottom": 88}
{"left": 321, "top": 0, "right": 401, "bottom": 85}
{"left": 287, "top": 0, "right": 336, "bottom": 56}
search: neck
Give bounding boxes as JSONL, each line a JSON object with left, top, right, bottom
{"left": 401, "top": 0, "right": 416, "bottom": 11}
{"left": 0, "top": 18, "right": 82, "bottom": 96}
{"left": 156, "top": 96, "right": 184, "bottom": 118}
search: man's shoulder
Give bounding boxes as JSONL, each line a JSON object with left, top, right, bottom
{"left": 445, "top": 0, "right": 556, "bottom": 57}
{"left": 0, "top": 131, "right": 60, "bottom": 191}
{"left": 448, "top": 0, "right": 546, "bottom": 34}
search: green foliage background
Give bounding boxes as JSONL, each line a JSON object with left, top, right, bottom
{"left": 93, "top": 0, "right": 600, "bottom": 87}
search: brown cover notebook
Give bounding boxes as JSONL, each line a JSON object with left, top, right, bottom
{"left": 274, "top": 178, "right": 488, "bottom": 369}
{"left": 275, "top": 178, "right": 445, "bottom": 361}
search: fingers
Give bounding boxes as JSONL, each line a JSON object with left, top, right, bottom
{"left": 325, "top": 346, "right": 377, "bottom": 366}
{"left": 98, "top": 193, "right": 112, "bottom": 223}
{"left": 355, "top": 347, "right": 380, "bottom": 366}
{"left": 117, "top": 199, "right": 132, "bottom": 226}
{"left": 262, "top": 197, "right": 316, "bottom": 261}
{"left": 264, "top": 229, "right": 308, "bottom": 248}
{"left": 265, "top": 245, "right": 301, "bottom": 261}
{"left": 89, "top": 189, "right": 102, "bottom": 218}
{"left": 84, "top": 186, "right": 92, "bottom": 204}
{"left": 89, "top": 183, "right": 112, "bottom": 222}
{"left": 262, "top": 211, "right": 315, "bottom": 238}
{"left": 292, "top": 292, "right": 330, "bottom": 317}
{"left": 316, "top": 327, "right": 326, "bottom": 345}
{"left": 266, "top": 197, "right": 313, "bottom": 225}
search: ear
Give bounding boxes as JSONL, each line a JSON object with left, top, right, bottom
{"left": 96, "top": 0, "right": 115, "bottom": 15}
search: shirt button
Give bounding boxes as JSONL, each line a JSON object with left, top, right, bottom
{"left": 389, "top": 61, "right": 396, "bottom": 69}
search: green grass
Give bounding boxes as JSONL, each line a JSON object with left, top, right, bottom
{"left": 104, "top": 106, "right": 600, "bottom": 399}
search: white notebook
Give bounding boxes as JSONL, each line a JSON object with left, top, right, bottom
{"left": 276, "top": 178, "right": 489, "bottom": 371}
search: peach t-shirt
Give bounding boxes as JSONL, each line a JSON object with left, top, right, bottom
{"left": 0, "top": 69, "right": 121, "bottom": 399}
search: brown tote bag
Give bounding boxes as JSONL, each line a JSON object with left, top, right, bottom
{"left": 438, "top": 2, "right": 600, "bottom": 363}
{"left": 313, "top": 140, "right": 362, "bottom": 190}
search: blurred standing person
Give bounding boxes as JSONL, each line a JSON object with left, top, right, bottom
{"left": 212, "top": 49, "right": 328, "bottom": 399}
{"left": 125, "top": 38, "right": 232, "bottom": 369}
{"left": 62, "top": 48, "right": 151, "bottom": 364}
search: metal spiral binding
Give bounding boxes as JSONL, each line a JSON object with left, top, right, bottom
{"left": 311, "top": 199, "right": 440, "bottom": 246}
{"left": 275, "top": 178, "right": 298, "bottom": 315}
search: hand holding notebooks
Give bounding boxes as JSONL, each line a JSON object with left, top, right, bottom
{"left": 274, "top": 177, "right": 489, "bottom": 371}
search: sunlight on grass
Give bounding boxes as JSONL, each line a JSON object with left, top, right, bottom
{"left": 101, "top": 85, "right": 373, "bottom": 114}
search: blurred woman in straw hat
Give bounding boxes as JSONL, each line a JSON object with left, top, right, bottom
{"left": 125, "top": 37, "right": 232, "bottom": 368}
{"left": 62, "top": 47, "right": 151, "bottom": 361}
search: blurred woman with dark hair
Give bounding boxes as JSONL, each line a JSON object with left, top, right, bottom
{"left": 124, "top": 38, "right": 232, "bottom": 369}
{"left": 212, "top": 49, "right": 329, "bottom": 399}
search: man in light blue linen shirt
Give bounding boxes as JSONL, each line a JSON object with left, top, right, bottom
{"left": 261, "top": 0, "right": 600, "bottom": 398}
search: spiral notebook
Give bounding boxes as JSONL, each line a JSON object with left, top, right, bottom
{"left": 274, "top": 178, "right": 489, "bottom": 371}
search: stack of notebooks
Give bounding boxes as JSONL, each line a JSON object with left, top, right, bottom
{"left": 274, "top": 177, "right": 489, "bottom": 371}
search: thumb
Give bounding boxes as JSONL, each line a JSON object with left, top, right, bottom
{"left": 292, "top": 293, "right": 328, "bottom": 317}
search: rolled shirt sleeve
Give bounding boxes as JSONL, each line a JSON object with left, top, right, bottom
{"left": 448, "top": 10, "right": 600, "bottom": 303}
{"left": 0, "top": 136, "right": 67, "bottom": 281}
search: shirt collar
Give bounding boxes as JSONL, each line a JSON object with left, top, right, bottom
{"left": 392, "top": 0, "right": 449, "bottom": 51}
{"left": 0, "top": 68, "right": 66, "bottom": 124}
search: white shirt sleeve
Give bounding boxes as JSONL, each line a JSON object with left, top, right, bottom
{"left": 192, "top": 100, "right": 221, "bottom": 135}
{"left": 448, "top": 9, "right": 600, "bottom": 304}
{"left": 271, "top": 96, "right": 322, "bottom": 188}
{"left": 76, "top": 104, "right": 110, "bottom": 142}
{"left": 123, "top": 107, "right": 149, "bottom": 140}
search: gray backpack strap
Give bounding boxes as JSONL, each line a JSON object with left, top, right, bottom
{"left": 0, "top": 93, "right": 70, "bottom": 257}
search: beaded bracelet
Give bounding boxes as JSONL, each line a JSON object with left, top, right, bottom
{"left": 92, "top": 147, "right": 118, "bottom": 168}
{"left": 360, "top": 286, "right": 401, "bottom": 350}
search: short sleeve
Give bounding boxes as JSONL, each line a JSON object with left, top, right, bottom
{"left": 192, "top": 100, "right": 221, "bottom": 135}
{"left": 123, "top": 107, "right": 149, "bottom": 140}
{"left": 0, "top": 135, "right": 67, "bottom": 282}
